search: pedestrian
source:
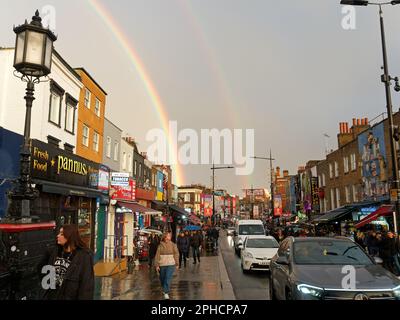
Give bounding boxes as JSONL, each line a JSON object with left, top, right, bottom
{"left": 154, "top": 232, "right": 179, "bottom": 300}
{"left": 380, "top": 232, "right": 399, "bottom": 275}
{"left": 38, "top": 224, "right": 94, "bottom": 300}
{"left": 366, "top": 231, "right": 379, "bottom": 257}
{"left": 176, "top": 231, "right": 190, "bottom": 268}
{"left": 148, "top": 233, "right": 160, "bottom": 268}
{"left": 212, "top": 227, "right": 220, "bottom": 249}
{"left": 190, "top": 231, "right": 202, "bottom": 264}
{"left": 355, "top": 231, "right": 367, "bottom": 250}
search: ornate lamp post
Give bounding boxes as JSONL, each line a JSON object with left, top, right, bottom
{"left": 6, "top": 10, "right": 57, "bottom": 221}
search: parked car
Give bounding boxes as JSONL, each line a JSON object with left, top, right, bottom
{"left": 269, "top": 237, "right": 400, "bottom": 300}
{"left": 240, "top": 236, "right": 279, "bottom": 273}
{"left": 233, "top": 220, "right": 265, "bottom": 255}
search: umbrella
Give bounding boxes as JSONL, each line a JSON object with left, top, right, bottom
{"left": 184, "top": 225, "right": 201, "bottom": 231}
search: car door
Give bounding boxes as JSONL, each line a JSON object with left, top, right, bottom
{"left": 272, "top": 238, "right": 291, "bottom": 300}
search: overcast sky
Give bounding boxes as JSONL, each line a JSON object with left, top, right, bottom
{"left": 2, "top": 0, "right": 400, "bottom": 196}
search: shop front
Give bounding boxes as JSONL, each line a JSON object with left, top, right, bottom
{"left": 30, "top": 139, "right": 103, "bottom": 251}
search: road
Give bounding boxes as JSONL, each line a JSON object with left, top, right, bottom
{"left": 219, "top": 232, "right": 271, "bottom": 300}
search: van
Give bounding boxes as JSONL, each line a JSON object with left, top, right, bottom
{"left": 233, "top": 220, "right": 265, "bottom": 255}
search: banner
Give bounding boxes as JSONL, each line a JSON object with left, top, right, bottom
{"left": 274, "top": 194, "right": 282, "bottom": 217}
{"left": 111, "top": 178, "right": 136, "bottom": 201}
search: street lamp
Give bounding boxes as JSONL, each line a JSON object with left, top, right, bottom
{"left": 211, "top": 165, "right": 234, "bottom": 226}
{"left": 6, "top": 10, "right": 57, "bottom": 221}
{"left": 339, "top": 0, "right": 400, "bottom": 233}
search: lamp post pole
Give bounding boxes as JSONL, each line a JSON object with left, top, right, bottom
{"left": 252, "top": 150, "right": 275, "bottom": 227}
{"left": 211, "top": 164, "right": 234, "bottom": 226}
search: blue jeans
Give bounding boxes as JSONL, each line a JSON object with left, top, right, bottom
{"left": 159, "top": 265, "right": 175, "bottom": 294}
{"left": 192, "top": 246, "right": 200, "bottom": 262}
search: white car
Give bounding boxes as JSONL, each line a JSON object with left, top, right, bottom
{"left": 240, "top": 236, "right": 279, "bottom": 273}
{"left": 233, "top": 220, "right": 265, "bottom": 255}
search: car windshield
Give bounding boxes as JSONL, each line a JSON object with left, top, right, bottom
{"left": 293, "top": 240, "right": 373, "bottom": 265}
{"left": 246, "top": 239, "right": 279, "bottom": 248}
{"left": 239, "top": 225, "right": 264, "bottom": 235}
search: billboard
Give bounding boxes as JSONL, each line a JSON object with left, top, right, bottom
{"left": 358, "top": 123, "right": 389, "bottom": 200}
{"left": 201, "top": 194, "right": 213, "bottom": 217}
{"left": 110, "top": 174, "right": 136, "bottom": 201}
{"left": 274, "top": 194, "right": 282, "bottom": 217}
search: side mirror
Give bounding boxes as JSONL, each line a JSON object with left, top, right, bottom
{"left": 276, "top": 255, "right": 289, "bottom": 265}
{"left": 374, "top": 256, "right": 383, "bottom": 265}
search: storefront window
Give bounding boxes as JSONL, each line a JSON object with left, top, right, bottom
{"left": 78, "top": 198, "right": 92, "bottom": 248}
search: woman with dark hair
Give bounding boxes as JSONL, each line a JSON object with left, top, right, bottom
{"left": 39, "top": 224, "right": 94, "bottom": 300}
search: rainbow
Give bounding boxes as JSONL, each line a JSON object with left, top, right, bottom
{"left": 85, "top": 0, "right": 183, "bottom": 186}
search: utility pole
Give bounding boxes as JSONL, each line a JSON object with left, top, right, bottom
{"left": 252, "top": 149, "right": 275, "bottom": 227}
{"left": 211, "top": 164, "right": 234, "bottom": 226}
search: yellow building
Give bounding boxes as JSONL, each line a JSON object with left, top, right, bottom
{"left": 74, "top": 68, "right": 107, "bottom": 163}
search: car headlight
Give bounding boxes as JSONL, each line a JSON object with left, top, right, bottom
{"left": 297, "top": 284, "right": 323, "bottom": 298}
{"left": 243, "top": 252, "right": 253, "bottom": 259}
{"left": 393, "top": 285, "right": 400, "bottom": 298}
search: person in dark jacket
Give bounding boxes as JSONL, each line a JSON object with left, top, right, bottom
{"left": 38, "top": 224, "right": 94, "bottom": 300}
{"left": 190, "top": 231, "right": 202, "bottom": 264}
{"left": 176, "top": 231, "right": 190, "bottom": 268}
{"left": 211, "top": 227, "right": 220, "bottom": 249}
{"left": 380, "top": 232, "right": 399, "bottom": 275}
{"left": 148, "top": 234, "right": 160, "bottom": 267}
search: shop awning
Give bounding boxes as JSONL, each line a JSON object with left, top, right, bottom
{"left": 151, "top": 200, "right": 167, "bottom": 210}
{"left": 313, "top": 207, "right": 354, "bottom": 223}
{"left": 169, "top": 205, "right": 189, "bottom": 218}
{"left": 117, "top": 201, "right": 162, "bottom": 215}
{"left": 355, "top": 205, "right": 394, "bottom": 229}
{"left": 35, "top": 179, "right": 106, "bottom": 200}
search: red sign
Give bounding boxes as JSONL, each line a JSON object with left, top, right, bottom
{"left": 204, "top": 208, "right": 213, "bottom": 217}
{"left": 111, "top": 179, "right": 136, "bottom": 201}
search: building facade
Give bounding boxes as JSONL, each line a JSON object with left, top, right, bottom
{"left": 102, "top": 118, "right": 122, "bottom": 172}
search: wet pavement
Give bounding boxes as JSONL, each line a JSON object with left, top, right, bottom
{"left": 94, "top": 248, "right": 229, "bottom": 300}
{"left": 220, "top": 233, "right": 270, "bottom": 300}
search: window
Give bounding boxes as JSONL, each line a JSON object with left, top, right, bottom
{"left": 330, "top": 189, "right": 335, "bottom": 210}
{"left": 344, "top": 156, "right": 349, "bottom": 173}
{"left": 322, "top": 173, "right": 326, "bottom": 187}
{"left": 350, "top": 153, "right": 357, "bottom": 171}
{"left": 84, "top": 89, "right": 91, "bottom": 108}
{"left": 49, "top": 92, "right": 61, "bottom": 125}
{"left": 65, "top": 102, "right": 75, "bottom": 133}
{"left": 329, "top": 164, "right": 333, "bottom": 179}
{"left": 114, "top": 142, "right": 119, "bottom": 161}
{"left": 95, "top": 98, "right": 101, "bottom": 117}
{"left": 82, "top": 125, "right": 89, "bottom": 147}
{"left": 336, "top": 188, "right": 340, "bottom": 208}
{"left": 345, "top": 186, "right": 350, "bottom": 203}
{"left": 318, "top": 175, "right": 322, "bottom": 187}
{"left": 128, "top": 154, "right": 132, "bottom": 174}
{"left": 352, "top": 185, "right": 358, "bottom": 202}
{"left": 334, "top": 161, "right": 339, "bottom": 177}
{"left": 106, "top": 137, "right": 112, "bottom": 158}
{"left": 122, "top": 152, "right": 127, "bottom": 170}
{"left": 139, "top": 164, "right": 142, "bottom": 177}
{"left": 184, "top": 193, "right": 190, "bottom": 202}
{"left": 93, "top": 131, "right": 99, "bottom": 152}
{"left": 134, "top": 161, "right": 137, "bottom": 176}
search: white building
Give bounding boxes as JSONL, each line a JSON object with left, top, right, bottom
{"left": 120, "top": 137, "right": 134, "bottom": 176}
{"left": 0, "top": 48, "right": 82, "bottom": 150}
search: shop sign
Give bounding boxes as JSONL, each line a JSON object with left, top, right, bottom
{"left": 274, "top": 194, "right": 282, "bottom": 217}
{"left": 31, "top": 139, "right": 99, "bottom": 189}
{"left": 98, "top": 165, "right": 110, "bottom": 192}
{"left": 111, "top": 172, "right": 130, "bottom": 187}
{"left": 110, "top": 178, "right": 136, "bottom": 201}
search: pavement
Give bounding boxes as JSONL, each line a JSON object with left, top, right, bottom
{"left": 94, "top": 240, "right": 236, "bottom": 300}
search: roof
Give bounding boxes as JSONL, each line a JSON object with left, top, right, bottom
{"left": 237, "top": 220, "right": 263, "bottom": 225}
{"left": 53, "top": 49, "right": 81, "bottom": 82}
{"left": 74, "top": 67, "right": 108, "bottom": 96}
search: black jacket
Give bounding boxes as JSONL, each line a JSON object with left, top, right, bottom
{"left": 190, "top": 234, "right": 202, "bottom": 247}
{"left": 380, "top": 237, "right": 397, "bottom": 259}
{"left": 38, "top": 246, "right": 94, "bottom": 300}
{"left": 177, "top": 236, "right": 190, "bottom": 252}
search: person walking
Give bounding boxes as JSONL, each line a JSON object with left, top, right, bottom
{"left": 39, "top": 224, "right": 94, "bottom": 300}
{"left": 366, "top": 231, "right": 379, "bottom": 257}
{"left": 154, "top": 232, "right": 179, "bottom": 300}
{"left": 380, "top": 232, "right": 398, "bottom": 275}
{"left": 212, "top": 227, "right": 220, "bottom": 250}
{"left": 148, "top": 233, "right": 160, "bottom": 268}
{"left": 190, "top": 231, "right": 202, "bottom": 264}
{"left": 176, "top": 231, "right": 190, "bottom": 268}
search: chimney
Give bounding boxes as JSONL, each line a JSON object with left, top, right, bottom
{"left": 351, "top": 117, "right": 370, "bottom": 137}
{"left": 353, "top": 118, "right": 357, "bottom": 126}
{"left": 283, "top": 170, "right": 289, "bottom": 177}
{"left": 338, "top": 121, "right": 353, "bottom": 148}
{"left": 276, "top": 167, "right": 281, "bottom": 178}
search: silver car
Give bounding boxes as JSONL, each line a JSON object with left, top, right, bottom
{"left": 269, "top": 237, "right": 400, "bottom": 300}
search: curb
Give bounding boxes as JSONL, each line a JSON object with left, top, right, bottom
{"left": 217, "top": 249, "right": 236, "bottom": 300}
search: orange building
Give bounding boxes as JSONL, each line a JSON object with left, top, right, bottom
{"left": 74, "top": 68, "right": 107, "bottom": 163}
